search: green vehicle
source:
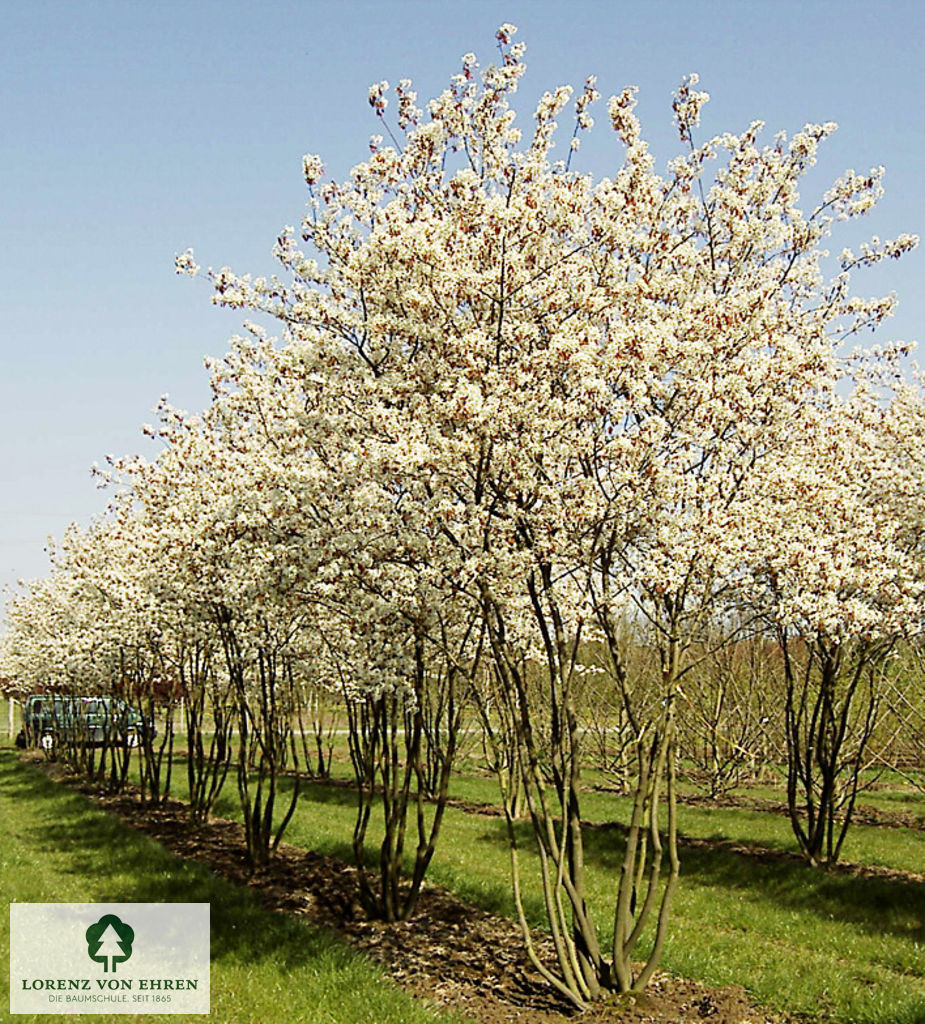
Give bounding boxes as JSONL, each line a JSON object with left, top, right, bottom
{"left": 17, "top": 694, "right": 154, "bottom": 750}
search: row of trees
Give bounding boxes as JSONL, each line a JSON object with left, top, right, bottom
{"left": 3, "top": 27, "right": 923, "bottom": 1007}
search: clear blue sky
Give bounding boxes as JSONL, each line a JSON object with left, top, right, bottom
{"left": 2, "top": 0, "right": 923, "bottom": 613}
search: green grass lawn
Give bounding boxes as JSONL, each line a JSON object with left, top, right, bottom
{"left": 204, "top": 765, "right": 925, "bottom": 1024}
{"left": 5, "top": 719, "right": 924, "bottom": 1024}
{"left": 421, "top": 762, "right": 925, "bottom": 878}
{"left": 0, "top": 749, "right": 462, "bottom": 1024}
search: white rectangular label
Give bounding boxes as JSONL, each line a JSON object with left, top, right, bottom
{"left": 10, "top": 903, "right": 210, "bottom": 1014}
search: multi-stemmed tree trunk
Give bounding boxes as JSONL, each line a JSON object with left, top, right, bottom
{"left": 475, "top": 576, "right": 681, "bottom": 1010}
{"left": 345, "top": 635, "right": 463, "bottom": 922}
{"left": 182, "top": 644, "right": 235, "bottom": 826}
{"left": 779, "top": 632, "right": 886, "bottom": 867}
{"left": 218, "top": 613, "right": 301, "bottom": 870}
{"left": 136, "top": 688, "right": 176, "bottom": 807}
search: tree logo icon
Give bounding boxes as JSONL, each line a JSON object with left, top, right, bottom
{"left": 86, "top": 914, "right": 135, "bottom": 973}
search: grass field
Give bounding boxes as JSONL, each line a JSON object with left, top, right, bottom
{"left": 205, "top": 758, "right": 925, "bottom": 1024}
{"left": 3, "top": 710, "right": 924, "bottom": 1024}
{"left": 0, "top": 748, "right": 462, "bottom": 1024}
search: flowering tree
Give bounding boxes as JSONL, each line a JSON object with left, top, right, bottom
{"left": 178, "top": 23, "right": 916, "bottom": 1001}
{"left": 202, "top": 329, "right": 483, "bottom": 914}
{"left": 1, "top": 514, "right": 172, "bottom": 794}
{"left": 0, "top": 20, "right": 889, "bottom": 1008}
{"left": 753, "top": 369, "right": 922, "bottom": 866}
{"left": 113, "top": 386, "right": 313, "bottom": 866}
{"left": 4, "top": 20, "right": 916, "bottom": 1001}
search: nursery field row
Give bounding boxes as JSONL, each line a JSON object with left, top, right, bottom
{"left": 4, "top": 738, "right": 923, "bottom": 1024}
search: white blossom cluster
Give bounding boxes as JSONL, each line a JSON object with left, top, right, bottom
{"left": 3, "top": 25, "right": 922, "bottom": 728}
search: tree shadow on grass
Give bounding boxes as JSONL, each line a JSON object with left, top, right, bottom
{"left": 664, "top": 834, "right": 925, "bottom": 947}
{"left": 292, "top": 775, "right": 365, "bottom": 810}
{"left": 209, "top": 773, "right": 362, "bottom": 822}
{"left": 0, "top": 752, "right": 367, "bottom": 975}
{"left": 470, "top": 810, "right": 925, "bottom": 947}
